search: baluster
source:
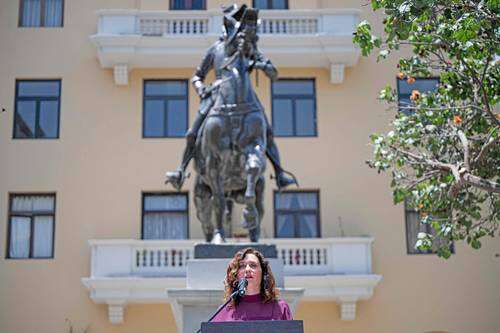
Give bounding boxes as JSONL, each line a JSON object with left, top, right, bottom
{"left": 179, "top": 250, "right": 184, "bottom": 266}
{"left": 302, "top": 249, "right": 307, "bottom": 265}
{"left": 294, "top": 249, "right": 300, "bottom": 265}
{"left": 323, "top": 248, "right": 328, "bottom": 265}
{"left": 142, "top": 249, "right": 147, "bottom": 267}
{"left": 162, "top": 19, "right": 168, "bottom": 35}
{"left": 280, "top": 249, "right": 286, "bottom": 265}
{"left": 309, "top": 249, "right": 314, "bottom": 265}
{"left": 160, "top": 250, "right": 166, "bottom": 267}
{"left": 316, "top": 248, "right": 321, "bottom": 265}
{"left": 172, "top": 249, "right": 177, "bottom": 266}
{"left": 288, "top": 249, "right": 293, "bottom": 265}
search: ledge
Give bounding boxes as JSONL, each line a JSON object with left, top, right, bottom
{"left": 81, "top": 274, "right": 381, "bottom": 323}
{"left": 90, "top": 8, "right": 361, "bottom": 85}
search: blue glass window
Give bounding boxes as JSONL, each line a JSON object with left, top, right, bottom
{"left": 7, "top": 194, "right": 56, "bottom": 259}
{"left": 274, "top": 191, "right": 320, "bottom": 238}
{"left": 142, "top": 193, "right": 189, "bottom": 240}
{"left": 253, "top": 0, "right": 288, "bottom": 9}
{"left": 19, "top": 0, "right": 64, "bottom": 27}
{"left": 143, "top": 80, "right": 188, "bottom": 138}
{"left": 14, "top": 80, "right": 61, "bottom": 139}
{"left": 272, "top": 79, "right": 317, "bottom": 137}
{"left": 170, "top": 0, "right": 206, "bottom": 10}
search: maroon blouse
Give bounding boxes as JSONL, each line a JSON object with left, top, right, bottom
{"left": 212, "top": 294, "right": 293, "bottom": 322}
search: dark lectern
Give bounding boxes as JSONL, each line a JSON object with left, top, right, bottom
{"left": 200, "top": 320, "right": 303, "bottom": 333}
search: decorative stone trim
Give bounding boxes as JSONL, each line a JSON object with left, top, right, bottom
{"left": 330, "top": 64, "right": 345, "bottom": 84}
{"left": 113, "top": 64, "right": 128, "bottom": 85}
{"left": 90, "top": 9, "right": 361, "bottom": 85}
{"left": 108, "top": 301, "right": 126, "bottom": 324}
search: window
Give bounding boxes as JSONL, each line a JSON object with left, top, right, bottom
{"left": 397, "top": 78, "right": 438, "bottom": 115}
{"left": 405, "top": 201, "right": 454, "bottom": 255}
{"left": 170, "top": 0, "right": 206, "bottom": 10}
{"left": 14, "top": 80, "right": 61, "bottom": 139}
{"left": 19, "top": 0, "right": 64, "bottom": 27}
{"left": 253, "top": 0, "right": 288, "bottom": 9}
{"left": 272, "top": 79, "right": 317, "bottom": 137}
{"left": 142, "top": 193, "right": 189, "bottom": 239}
{"left": 7, "top": 194, "right": 56, "bottom": 259}
{"left": 274, "top": 191, "right": 320, "bottom": 238}
{"left": 143, "top": 80, "right": 188, "bottom": 138}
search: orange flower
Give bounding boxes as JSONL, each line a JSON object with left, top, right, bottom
{"left": 407, "top": 76, "right": 416, "bottom": 84}
{"left": 397, "top": 72, "right": 405, "bottom": 79}
{"left": 410, "top": 90, "right": 420, "bottom": 100}
{"left": 495, "top": 113, "right": 500, "bottom": 119}
{"left": 418, "top": 203, "right": 424, "bottom": 209}
{"left": 453, "top": 115, "right": 462, "bottom": 124}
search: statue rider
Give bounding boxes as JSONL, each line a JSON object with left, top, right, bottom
{"left": 166, "top": 4, "right": 297, "bottom": 191}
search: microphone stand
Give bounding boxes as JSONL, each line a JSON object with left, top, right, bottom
{"left": 195, "top": 289, "right": 241, "bottom": 333}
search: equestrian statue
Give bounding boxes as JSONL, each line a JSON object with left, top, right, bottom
{"left": 165, "top": 4, "right": 298, "bottom": 243}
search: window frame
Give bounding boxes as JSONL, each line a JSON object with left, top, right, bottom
{"left": 404, "top": 201, "right": 455, "bottom": 255}
{"left": 141, "top": 192, "right": 190, "bottom": 240}
{"left": 252, "top": 0, "right": 289, "bottom": 9}
{"left": 271, "top": 78, "right": 317, "bottom": 137}
{"left": 142, "top": 79, "right": 189, "bottom": 138}
{"left": 18, "top": 0, "right": 65, "bottom": 28}
{"left": 6, "top": 193, "right": 56, "bottom": 259}
{"left": 13, "top": 79, "right": 62, "bottom": 140}
{"left": 273, "top": 189, "right": 321, "bottom": 238}
{"left": 169, "top": 0, "right": 206, "bottom": 10}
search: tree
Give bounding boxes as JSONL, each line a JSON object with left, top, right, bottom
{"left": 353, "top": 0, "right": 499, "bottom": 258}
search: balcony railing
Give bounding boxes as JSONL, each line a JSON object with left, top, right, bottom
{"left": 83, "top": 237, "right": 381, "bottom": 324}
{"left": 90, "top": 8, "right": 361, "bottom": 84}
{"left": 88, "top": 237, "right": 374, "bottom": 278}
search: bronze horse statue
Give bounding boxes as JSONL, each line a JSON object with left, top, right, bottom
{"left": 165, "top": 5, "right": 297, "bottom": 243}
{"left": 193, "top": 11, "right": 267, "bottom": 243}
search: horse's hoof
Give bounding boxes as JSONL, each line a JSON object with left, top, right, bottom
{"left": 249, "top": 228, "right": 260, "bottom": 242}
{"left": 242, "top": 207, "right": 258, "bottom": 230}
{"left": 211, "top": 232, "right": 225, "bottom": 244}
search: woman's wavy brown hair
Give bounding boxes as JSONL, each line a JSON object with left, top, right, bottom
{"left": 223, "top": 247, "right": 279, "bottom": 307}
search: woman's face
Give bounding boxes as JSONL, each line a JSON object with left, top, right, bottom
{"left": 237, "top": 253, "right": 262, "bottom": 294}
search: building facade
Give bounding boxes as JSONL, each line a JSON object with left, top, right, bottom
{"left": 1, "top": 1, "right": 499, "bottom": 332}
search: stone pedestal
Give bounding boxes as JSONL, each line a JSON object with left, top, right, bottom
{"left": 167, "top": 243, "right": 305, "bottom": 333}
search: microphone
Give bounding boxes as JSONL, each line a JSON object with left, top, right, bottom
{"left": 235, "top": 278, "right": 248, "bottom": 298}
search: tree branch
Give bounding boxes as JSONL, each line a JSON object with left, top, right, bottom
{"left": 457, "top": 130, "right": 470, "bottom": 170}
{"left": 473, "top": 129, "right": 500, "bottom": 167}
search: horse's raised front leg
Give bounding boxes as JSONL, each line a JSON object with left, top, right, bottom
{"left": 242, "top": 144, "right": 266, "bottom": 231}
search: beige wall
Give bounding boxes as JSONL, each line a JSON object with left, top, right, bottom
{"left": 1, "top": 1, "right": 499, "bottom": 333}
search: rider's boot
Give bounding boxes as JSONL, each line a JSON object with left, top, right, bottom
{"left": 166, "top": 112, "right": 206, "bottom": 190}
{"left": 165, "top": 132, "right": 197, "bottom": 191}
{"left": 266, "top": 141, "right": 298, "bottom": 190}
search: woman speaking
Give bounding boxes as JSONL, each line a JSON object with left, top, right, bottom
{"left": 212, "top": 247, "right": 292, "bottom": 321}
